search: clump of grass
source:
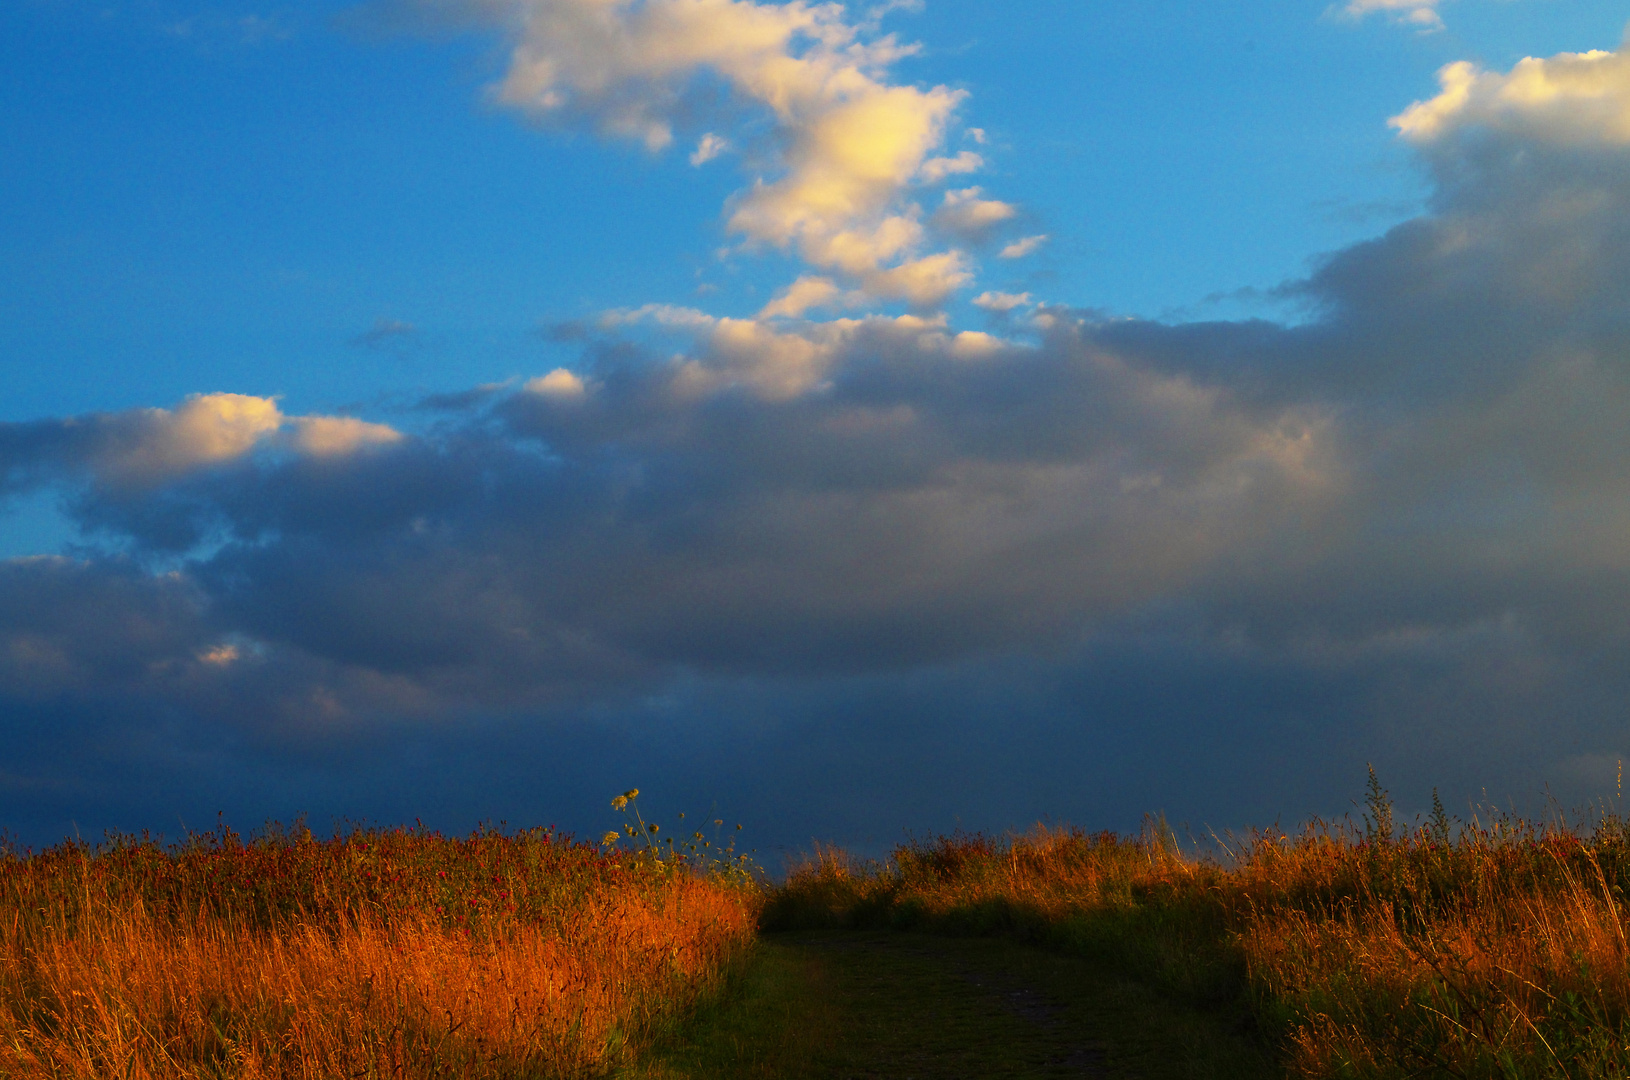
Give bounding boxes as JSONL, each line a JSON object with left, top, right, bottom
{"left": 0, "top": 807, "right": 759, "bottom": 1079}
{"left": 767, "top": 776, "right": 1630, "bottom": 1078}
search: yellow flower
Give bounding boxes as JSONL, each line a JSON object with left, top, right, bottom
{"left": 611, "top": 795, "right": 628, "bottom": 810}
{"left": 601, "top": 831, "right": 620, "bottom": 847}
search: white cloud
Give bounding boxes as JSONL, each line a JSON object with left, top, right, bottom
{"left": 998, "top": 234, "right": 1047, "bottom": 259}
{"left": 1337, "top": 0, "right": 1444, "bottom": 32}
{"left": 918, "top": 150, "right": 983, "bottom": 183}
{"left": 690, "top": 132, "right": 730, "bottom": 166}
{"left": 1393, "top": 50, "right": 1630, "bottom": 145}
{"left": 402, "top": 0, "right": 1012, "bottom": 307}
{"left": 972, "top": 290, "right": 1032, "bottom": 312}
{"left": 932, "top": 186, "right": 1018, "bottom": 241}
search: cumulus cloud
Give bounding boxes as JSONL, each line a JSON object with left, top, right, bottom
{"left": 689, "top": 132, "right": 730, "bottom": 165}
{"left": 972, "top": 290, "right": 1032, "bottom": 312}
{"left": 0, "top": 394, "right": 404, "bottom": 495}
{"left": 931, "top": 186, "right": 1018, "bottom": 242}
{"left": 758, "top": 274, "right": 854, "bottom": 318}
{"left": 1393, "top": 50, "right": 1630, "bottom": 145}
{"left": 1338, "top": 0, "right": 1444, "bottom": 32}
{"left": 998, "top": 234, "right": 1047, "bottom": 259}
{"left": 289, "top": 417, "right": 407, "bottom": 457}
{"left": 525, "top": 368, "right": 589, "bottom": 398}
{"left": 382, "top": 0, "right": 1005, "bottom": 306}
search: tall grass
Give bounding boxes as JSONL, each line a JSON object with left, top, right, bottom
{"left": 766, "top": 782, "right": 1630, "bottom": 1078}
{"left": 0, "top": 818, "right": 758, "bottom": 1079}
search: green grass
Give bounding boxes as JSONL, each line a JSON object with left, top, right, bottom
{"left": 629, "top": 930, "right": 1279, "bottom": 1079}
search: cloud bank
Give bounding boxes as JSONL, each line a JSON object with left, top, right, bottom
{"left": 8, "top": 31, "right": 1630, "bottom": 847}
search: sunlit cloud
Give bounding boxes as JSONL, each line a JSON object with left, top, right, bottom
{"left": 998, "top": 234, "right": 1047, "bottom": 259}
{"left": 689, "top": 132, "right": 730, "bottom": 166}
{"left": 0, "top": 394, "right": 407, "bottom": 495}
{"left": 387, "top": 0, "right": 1012, "bottom": 307}
{"left": 1393, "top": 50, "right": 1630, "bottom": 145}
{"left": 932, "top": 187, "right": 1018, "bottom": 242}
{"left": 1337, "top": 0, "right": 1444, "bottom": 32}
{"left": 972, "top": 290, "right": 1032, "bottom": 312}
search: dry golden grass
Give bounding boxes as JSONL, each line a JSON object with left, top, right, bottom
{"left": 767, "top": 788, "right": 1630, "bottom": 1079}
{"left": 0, "top": 821, "right": 757, "bottom": 1079}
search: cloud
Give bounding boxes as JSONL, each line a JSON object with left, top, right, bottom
{"left": 1337, "top": 0, "right": 1444, "bottom": 32}
{"left": 998, "top": 234, "right": 1047, "bottom": 259}
{"left": 524, "top": 368, "right": 588, "bottom": 398}
{"left": 759, "top": 275, "right": 851, "bottom": 318}
{"left": 289, "top": 417, "right": 407, "bottom": 457}
{"left": 689, "top": 132, "right": 730, "bottom": 166}
{"left": 1393, "top": 51, "right": 1630, "bottom": 145}
{"left": 918, "top": 150, "right": 983, "bottom": 183}
{"left": 972, "top": 290, "right": 1032, "bottom": 312}
{"left": 351, "top": 318, "right": 419, "bottom": 349}
{"left": 0, "top": 394, "right": 405, "bottom": 495}
{"left": 16, "top": 36, "right": 1630, "bottom": 846}
{"left": 381, "top": 0, "right": 1007, "bottom": 307}
{"left": 931, "top": 186, "right": 1018, "bottom": 242}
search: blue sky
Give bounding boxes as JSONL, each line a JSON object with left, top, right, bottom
{"left": 4, "top": 0, "right": 1630, "bottom": 855}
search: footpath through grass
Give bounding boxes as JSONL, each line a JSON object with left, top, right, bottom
{"left": 631, "top": 931, "right": 1276, "bottom": 1080}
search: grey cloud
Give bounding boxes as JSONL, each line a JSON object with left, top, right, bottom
{"left": 350, "top": 318, "right": 419, "bottom": 350}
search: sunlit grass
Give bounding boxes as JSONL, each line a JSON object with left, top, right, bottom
{"left": 0, "top": 805, "right": 758, "bottom": 1079}
{"left": 16, "top": 777, "right": 1630, "bottom": 1077}
{"left": 766, "top": 772, "right": 1630, "bottom": 1079}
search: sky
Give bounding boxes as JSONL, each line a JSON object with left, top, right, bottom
{"left": 5, "top": 0, "right": 1630, "bottom": 858}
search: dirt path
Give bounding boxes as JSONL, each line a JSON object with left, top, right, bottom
{"left": 632, "top": 931, "right": 1277, "bottom": 1079}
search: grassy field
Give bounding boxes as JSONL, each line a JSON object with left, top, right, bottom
{"left": 0, "top": 815, "right": 757, "bottom": 1078}
{"left": 764, "top": 775, "right": 1630, "bottom": 1079}
{"left": 10, "top": 778, "right": 1630, "bottom": 1078}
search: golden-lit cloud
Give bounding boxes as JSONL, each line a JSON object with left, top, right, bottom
{"left": 103, "top": 394, "right": 284, "bottom": 484}
{"left": 525, "top": 368, "right": 589, "bottom": 398}
{"left": 0, "top": 393, "right": 408, "bottom": 494}
{"left": 1393, "top": 48, "right": 1630, "bottom": 144}
{"left": 405, "top": 0, "right": 1024, "bottom": 307}
{"left": 759, "top": 275, "right": 853, "bottom": 318}
{"left": 288, "top": 416, "right": 406, "bottom": 457}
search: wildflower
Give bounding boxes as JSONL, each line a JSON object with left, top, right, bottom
{"left": 601, "top": 832, "right": 620, "bottom": 847}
